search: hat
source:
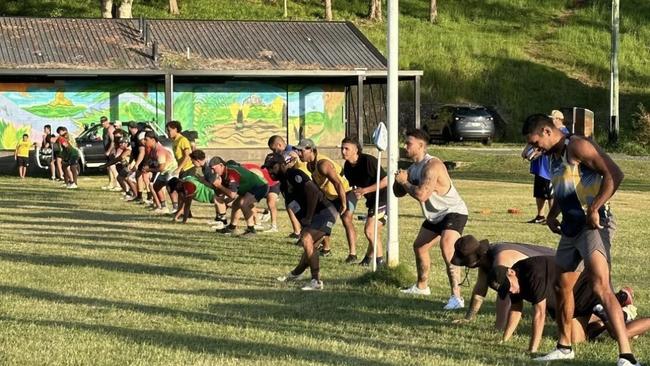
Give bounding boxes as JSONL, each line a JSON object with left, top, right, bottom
{"left": 295, "top": 138, "right": 316, "bottom": 150}
{"left": 551, "top": 110, "right": 564, "bottom": 120}
{"left": 137, "top": 131, "right": 146, "bottom": 140}
{"left": 208, "top": 156, "right": 226, "bottom": 167}
{"left": 128, "top": 121, "right": 139, "bottom": 129}
{"left": 491, "top": 266, "right": 511, "bottom": 299}
{"left": 450, "top": 235, "right": 490, "bottom": 267}
{"left": 262, "top": 153, "right": 288, "bottom": 169}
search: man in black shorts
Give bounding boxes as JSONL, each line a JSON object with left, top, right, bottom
{"left": 498, "top": 256, "right": 649, "bottom": 354}
{"left": 341, "top": 136, "right": 388, "bottom": 267}
{"left": 268, "top": 153, "right": 338, "bottom": 291}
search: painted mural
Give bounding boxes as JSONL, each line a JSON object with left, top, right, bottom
{"left": 173, "top": 82, "right": 346, "bottom": 148}
{"left": 0, "top": 80, "right": 346, "bottom": 150}
{"left": 0, "top": 81, "right": 165, "bottom": 149}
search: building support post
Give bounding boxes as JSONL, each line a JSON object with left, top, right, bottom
{"left": 165, "top": 73, "right": 174, "bottom": 123}
{"left": 357, "top": 74, "right": 365, "bottom": 146}
{"left": 414, "top": 75, "right": 421, "bottom": 129}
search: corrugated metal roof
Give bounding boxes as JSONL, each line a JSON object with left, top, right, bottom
{"left": 0, "top": 17, "right": 388, "bottom": 72}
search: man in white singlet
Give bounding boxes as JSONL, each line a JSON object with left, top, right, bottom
{"left": 395, "top": 128, "right": 469, "bottom": 310}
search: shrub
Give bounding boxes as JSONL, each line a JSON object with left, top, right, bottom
{"left": 632, "top": 103, "right": 650, "bottom": 148}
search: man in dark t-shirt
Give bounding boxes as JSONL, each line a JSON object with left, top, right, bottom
{"left": 267, "top": 153, "right": 339, "bottom": 291}
{"left": 498, "top": 256, "right": 649, "bottom": 354}
{"left": 341, "top": 136, "right": 388, "bottom": 267}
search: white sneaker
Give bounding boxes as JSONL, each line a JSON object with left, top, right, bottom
{"left": 264, "top": 225, "right": 279, "bottom": 233}
{"left": 301, "top": 279, "right": 323, "bottom": 291}
{"left": 254, "top": 224, "right": 265, "bottom": 230}
{"left": 154, "top": 207, "right": 170, "bottom": 214}
{"left": 617, "top": 358, "right": 641, "bottom": 366}
{"left": 210, "top": 221, "right": 226, "bottom": 230}
{"left": 401, "top": 284, "right": 431, "bottom": 296}
{"left": 66, "top": 183, "right": 78, "bottom": 189}
{"left": 101, "top": 185, "right": 114, "bottom": 190}
{"left": 443, "top": 295, "right": 465, "bottom": 310}
{"left": 260, "top": 211, "right": 271, "bottom": 223}
{"left": 533, "top": 349, "right": 575, "bottom": 361}
{"left": 110, "top": 186, "right": 122, "bottom": 192}
{"left": 276, "top": 272, "right": 303, "bottom": 282}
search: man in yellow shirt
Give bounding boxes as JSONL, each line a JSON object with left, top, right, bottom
{"left": 15, "top": 133, "right": 32, "bottom": 179}
{"left": 166, "top": 121, "right": 194, "bottom": 212}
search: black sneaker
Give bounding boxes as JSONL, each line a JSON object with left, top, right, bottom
{"left": 319, "top": 248, "right": 332, "bottom": 257}
{"left": 358, "top": 256, "right": 371, "bottom": 267}
{"left": 376, "top": 256, "right": 385, "bottom": 267}
{"left": 288, "top": 232, "right": 300, "bottom": 239}
{"left": 217, "top": 224, "right": 237, "bottom": 234}
{"left": 240, "top": 227, "right": 257, "bottom": 237}
{"left": 526, "top": 215, "right": 545, "bottom": 224}
{"left": 344, "top": 254, "right": 358, "bottom": 264}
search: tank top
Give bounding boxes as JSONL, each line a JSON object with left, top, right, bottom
{"left": 407, "top": 154, "right": 468, "bottom": 223}
{"left": 309, "top": 153, "right": 351, "bottom": 201}
{"left": 551, "top": 137, "right": 610, "bottom": 237}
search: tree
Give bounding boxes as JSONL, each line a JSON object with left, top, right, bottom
{"left": 169, "top": 0, "right": 180, "bottom": 15}
{"left": 429, "top": 0, "right": 438, "bottom": 23}
{"left": 284, "top": 0, "right": 288, "bottom": 18}
{"left": 117, "top": 0, "right": 133, "bottom": 18}
{"left": 368, "top": 0, "right": 382, "bottom": 22}
{"left": 101, "top": 0, "right": 113, "bottom": 18}
{"left": 324, "top": 0, "right": 332, "bottom": 21}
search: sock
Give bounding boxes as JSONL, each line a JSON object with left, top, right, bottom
{"left": 619, "top": 354, "right": 637, "bottom": 364}
{"left": 556, "top": 343, "right": 572, "bottom": 353}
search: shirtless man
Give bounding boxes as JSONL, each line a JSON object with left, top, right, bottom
{"left": 395, "top": 128, "right": 468, "bottom": 310}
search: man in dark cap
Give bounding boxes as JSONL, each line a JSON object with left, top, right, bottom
{"left": 450, "top": 235, "right": 555, "bottom": 328}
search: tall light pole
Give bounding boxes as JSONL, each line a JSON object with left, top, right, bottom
{"left": 386, "top": 0, "right": 400, "bottom": 267}
{"left": 609, "top": 0, "right": 620, "bottom": 143}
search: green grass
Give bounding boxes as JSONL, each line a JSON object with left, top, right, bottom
{"left": 0, "top": 147, "right": 648, "bottom": 365}
{"left": 1, "top": 0, "right": 649, "bottom": 145}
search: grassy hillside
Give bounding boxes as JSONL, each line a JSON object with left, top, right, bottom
{"left": 1, "top": 0, "right": 649, "bottom": 146}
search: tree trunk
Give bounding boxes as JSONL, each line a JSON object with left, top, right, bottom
{"left": 117, "top": 0, "right": 133, "bottom": 19}
{"left": 169, "top": 0, "right": 180, "bottom": 15}
{"left": 368, "top": 0, "right": 382, "bottom": 22}
{"left": 324, "top": 0, "right": 332, "bottom": 21}
{"left": 283, "top": 0, "right": 288, "bottom": 18}
{"left": 429, "top": 0, "right": 438, "bottom": 23}
{"left": 101, "top": 0, "right": 113, "bottom": 18}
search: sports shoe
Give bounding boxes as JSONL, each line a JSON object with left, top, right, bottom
{"left": 253, "top": 223, "right": 265, "bottom": 230}
{"left": 264, "top": 225, "right": 279, "bottom": 233}
{"left": 443, "top": 295, "right": 465, "bottom": 310}
{"left": 344, "top": 254, "right": 358, "bottom": 264}
{"left": 359, "top": 256, "right": 372, "bottom": 266}
{"left": 153, "top": 207, "right": 170, "bottom": 214}
{"left": 260, "top": 209, "right": 271, "bottom": 223}
{"left": 401, "top": 284, "right": 431, "bottom": 296}
{"left": 101, "top": 185, "right": 115, "bottom": 190}
{"left": 277, "top": 272, "right": 303, "bottom": 282}
{"left": 301, "top": 279, "right": 323, "bottom": 291}
{"left": 287, "top": 232, "right": 300, "bottom": 239}
{"left": 533, "top": 349, "right": 575, "bottom": 361}
{"left": 527, "top": 215, "right": 546, "bottom": 224}
{"left": 617, "top": 358, "right": 641, "bottom": 366}
{"left": 240, "top": 227, "right": 257, "bottom": 237}
{"left": 617, "top": 287, "right": 634, "bottom": 307}
{"left": 110, "top": 186, "right": 122, "bottom": 192}
{"left": 50, "top": 176, "right": 56, "bottom": 180}
{"left": 216, "top": 225, "right": 237, "bottom": 235}
{"left": 623, "top": 305, "right": 638, "bottom": 322}
{"left": 124, "top": 195, "right": 137, "bottom": 202}
{"left": 319, "top": 248, "right": 332, "bottom": 257}
{"left": 66, "top": 183, "right": 78, "bottom": 189}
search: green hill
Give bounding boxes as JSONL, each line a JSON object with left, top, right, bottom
{"left": 1, "top": 0, "right": 649, "bottom": 147}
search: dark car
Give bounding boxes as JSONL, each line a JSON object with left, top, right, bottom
{"left": 423, "top": 105, "right": 496, "bottom": 145}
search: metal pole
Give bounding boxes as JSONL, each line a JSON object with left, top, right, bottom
{"left": 357, "top": 75, "right": 364, "bottom": 145}
{"left": 165, "top": 73, "right": 174, "bottom": 123}
{"left": 414, "top": 75, "right": 421, "bottom": 129}
{"left": 386, "top": 0, "right": 399, "bottom": 267}
{"left": 609, "top": 0, "right": 620, "bottom": 143}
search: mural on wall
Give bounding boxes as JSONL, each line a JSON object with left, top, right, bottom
{"left": 0, "top": 81, "right": 165, "bottom": 149}
{"left": 0, "top": 80, "right": 346, "bottom": 150}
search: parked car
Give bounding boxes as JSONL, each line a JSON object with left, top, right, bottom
{"left": 423, "top": 105, "right": 496, "bottom": 145}
{"left": 35, "top": 121, "right": 171, "bottom": 172}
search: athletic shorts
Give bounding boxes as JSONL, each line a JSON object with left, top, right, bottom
{"left": 179, "top": 168, "right": 195, "bottom": 179}
{"left": 118, "top": 166, "right": 130, "bottom": 179}
{"left": 556, "top": 215, "right": 615, "bottom": 272}
{"left": 308, "top": 204, "right": 339, "bottom": 236}
{"left": 421, "top": 213, "right": 468, "bottom": 235}
{"left": 152, "top": 172, "right": 172, "bottom": 190}
{"left": 368, "top": 205, "right": 387, "bottom": 225}
{"left": 269, "top": 183, "right": 281, "bottom": 195}
{"left": 533, "top": 175, "right": 553, "bottom": 199}
{"left": 246, "top": 184, "right": 269, "bottom": 202}
{"left": 332, "top": 191, "right": 358, "bottom": 215}
{"left": 16, "top": 156, "right": 29, "bottom": 167}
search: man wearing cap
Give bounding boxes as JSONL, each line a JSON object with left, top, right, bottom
{"left": 450, "top": 235, "right": 555, "bottom": 328}
{"left": 522, "top": 114, "right": 638, "bottom": 366}
{"left": 394, "top": 128, "right": 468, "bottom": 310}
{"left": 268, "top": 135, "right": 309, "bottom": 239}
{"left": 498, "top": 256, "right": 649, "bottom": 354}
{"left": 267, "top": 153, "right": 338, "bottom": 291}
{"left": 296, "top": 137, "right": 357, "bottom": 263}
{"left": 210, "top": 157, "right": 269, "bottom": 236}
{"left": 142, "top": 131, "right": 177, "bottom": 214}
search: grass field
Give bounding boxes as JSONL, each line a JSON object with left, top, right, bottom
{"left": 0, "top": 148, "right": 648, "bottom": 365}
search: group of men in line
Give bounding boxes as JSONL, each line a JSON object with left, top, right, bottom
{"left": 26, "top": 124, "right": 81, "bottom": 188}
{"left": 28, "top": 113, "right": 645, "bottom": 365}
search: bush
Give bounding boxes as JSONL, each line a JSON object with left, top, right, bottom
{"left": 632, "top": 103, "right": 650, "bottom": 148}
